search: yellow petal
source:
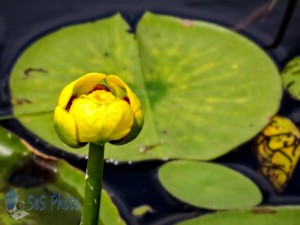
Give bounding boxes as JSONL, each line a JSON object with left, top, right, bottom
{"left": 106, "top": 75, "right": 142, "bottom": 114}
{"left": 57, "top": 73, "right": 106, "bottom": 109}
{"left": 69, "top": 97, "right": 134, "bottom": 144}
{"left": 68, "top": 97, "right": 104, "bottom": 143}
{"left": 74, "top": 72, "right": 106, "bottom": 96}
{"left": 106, "top": 75, "right": 144, "bottom": 145}
{"left": 57, "top": 80, "right": 77, "bottom": 108}
{"left": 110, "top": 110, "right": 143, "bottom": 145}
{"left": 53, "top": 106, "right": 85, "bottom": 148}
{"left": 100, "top": 100, "right": 134, "bottom": 142}
{"left": 88, "top": 90, "right": 115, "bottom": 105}
{"left": 134, "top": 109, "right": 144, "bottom": 128}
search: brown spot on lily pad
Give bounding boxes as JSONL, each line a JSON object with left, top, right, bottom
{"left": 23, "top": 68, "right": 48, "bottom": 77}
{"left": 11, "top": 98, "right": 32, "bottom": 106}
{"left": 139, "top": 141, "right": 164, "bottom": 153}
{"left": 251, "top": 207, "right": 277, "bottom": 214}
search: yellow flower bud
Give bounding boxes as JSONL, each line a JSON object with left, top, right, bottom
{"left": 54, "top": 73, "right": 144, "bottom": 148}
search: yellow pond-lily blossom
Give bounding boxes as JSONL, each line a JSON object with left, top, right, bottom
{"left": 256, "top": 116, "right": 300, "bottom": 192}
{"left": 54, "top": 73, "right": 144, "bottom": 148}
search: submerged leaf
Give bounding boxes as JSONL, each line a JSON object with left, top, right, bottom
{"left": 0, "top": 186, "right": 82, "bottom": 225}
{"left": 256, "top": 116, "right": 300, "bottom": 192}
{"left": 56, "top": 161, "right": 126, "bottom": 225}
{"left": 0, "top": 126, "right": 125, "bottom": 225}
{"left": 158, "top": 160, "right": 262, "bottom": 210}
{"left": 0, "top": 126, "right": 30, "bottom": 184}
{"left": 10, "top": 13, "right": 282, "bottom": 161}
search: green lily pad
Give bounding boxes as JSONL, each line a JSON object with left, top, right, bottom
{"left": 281, "top": 56, "right": 300, "bottom": 100}
{"left": 176, "top": 207, "right": 300, "bottom": 225}
{"left": 158, "top": 160, "right": 262, "bottom": 210}
{"left": 10, "top": 12, "right": 282, "bottom": 161}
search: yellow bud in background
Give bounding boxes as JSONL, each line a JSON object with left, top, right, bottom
{"left": 54, "top": 73, "right": 144, "bottom": 148}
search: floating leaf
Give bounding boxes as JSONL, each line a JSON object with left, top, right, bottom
{"left": 10, "top": 13, "right": 282, "bottom": 161}
{"left": 176, "top": 206, "right": 300, "bottom": 225}
{"left": 158, "top": 160, "right": 262, "bottom": 210}
{"left": 281, "top": 56, "right": 300, "bottom": 100}
{"left": 256, "top": 116, "right": 300, "bottom": 192}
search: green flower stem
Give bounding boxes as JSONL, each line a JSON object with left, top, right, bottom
{"left": 81, "top": 143, "right": 105, "bottom": 225}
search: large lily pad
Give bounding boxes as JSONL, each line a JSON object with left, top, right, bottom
{"left": 158, "top": 160, "right": 262, "bottom": 210}
{"left": 176, "top": 207, "right": 300, "bottom": 225}
{"left": 10, "top": 13, "right": 282, "bottom": 161}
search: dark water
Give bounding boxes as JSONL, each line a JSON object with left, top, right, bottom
{"left": 1, "top": 1, "right": 300, "bottom": 225}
